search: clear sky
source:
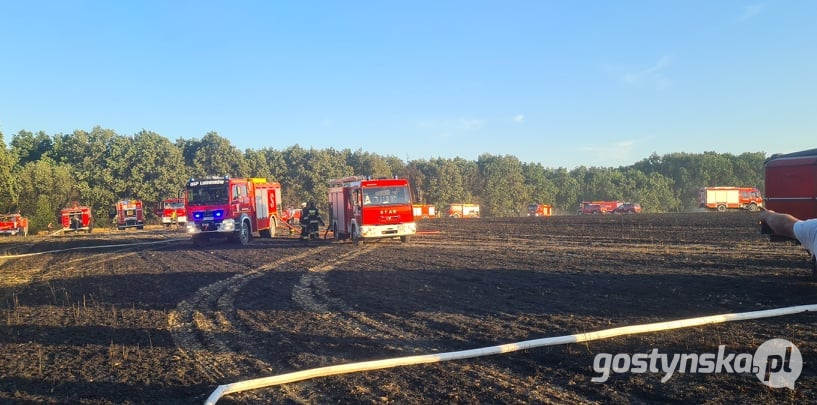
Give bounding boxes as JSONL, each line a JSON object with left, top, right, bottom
{"left": 1, "top": 1, "right": 815, "bottom": 167}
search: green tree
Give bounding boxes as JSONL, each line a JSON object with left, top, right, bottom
{"left": 477, "top": 154, "right": 528, "bottom": 216}
{"left": 425, "top": 158, "right": 468, "bottom": 209}
{"left": 182, "top": 132, "right": 248, "bottom": 178}
{"left": 347, "top": 150, "right": 393, "bottom": 178}
{"left": 14, "top": 159, "right": 74, "bottom": 231}
{"left": 523, "top": 162, "right": 556, "bottom": 207}
{"left": 245, "top": 149, "right": 272, "bottom": 179}
{"left": 119, "top": 131, "right": 187, "bottom": 213}
{"left": 0, "top": 132, "right": 17, "bottom": 212}
{"left": 10, "top": 130, "right": 53, "bottom": 166}
{"left": 549, "top": 168, "right": 580, "bottom": 212}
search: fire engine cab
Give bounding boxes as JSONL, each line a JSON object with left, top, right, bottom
{"left": 159, "top": 198, "right": 186, "bottom": 226}
{"left": 185, "top": 177, "right": 282, "bottom": 245}
{"left": 328, "top": 176, "right": 416, "bottom": 243}
{"left": 0, "top": 214, "right": 28, "bottom": 237}
{"left": 114, "top": 199, "right": 145, "bottom": 230}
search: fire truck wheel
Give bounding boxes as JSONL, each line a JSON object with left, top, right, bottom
{"left": 269, "top": 220, "right": 276, "bottom": 238}
{"left": 237, "top": 220, "right": 251, "bottom": 245}
{"left": 137, "top": 225, "right": 144, "bottom": 230}
{"left": 717, "top": 204, "right": 727, "bottom": 212}
{"left": 400, "top": 235, "right": 411, "bottom": 243}
{"left": 351, "top": 225, "right": 361, "bottom": 245}
{"left": 748, "top": 203, "right": 759, "bottom": 212}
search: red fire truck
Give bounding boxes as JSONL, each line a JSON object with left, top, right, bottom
{"left": 159, "top": 198, "right": 186, "bottom": 226}
{"left": 114, "top": 199, "right": 145, "bottom": 230}
{"left": 577, "top": 201, "right": 621, "bottom": 215}
{"left": 764, "top": 148, "right": 817, "bottom": 277}
{"left": 61, "top": 204, "right": 93, "bottom": 233}
{"left": 328, "top": 176, "right": 416, "bottom": 243}
{"left": 447, "top": 203, "right": 480, "bottom": 218}
{"left": 412, "top": 204, "right": 437, "bottom": 219}
{"left": 0, "top": 214, "right": 28, "bottom": 237}
{"left": 698, "top": 187, "right": 763, "bottom": 212}
{"left": 527, "top": 204, "right": 553, "bottom": 217}
{"left": 765, "top": 149, "right": 817, "bottom": 220}
{"left": 185, "top": 177, "right": 282, "bottom": 245}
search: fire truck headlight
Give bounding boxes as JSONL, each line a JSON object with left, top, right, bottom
{"left": 221, "top": 219, "right": 235, "bottom": 231}
{"left": 186, "top": 223, "right": 197, "bottom": 234}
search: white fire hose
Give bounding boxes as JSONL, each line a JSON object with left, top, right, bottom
{"left": 204, "top": 303, "right": 817, "bottom": 404}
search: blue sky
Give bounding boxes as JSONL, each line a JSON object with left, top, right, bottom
{"left": 1, "top": 1, "right": 815, "bottom": 167}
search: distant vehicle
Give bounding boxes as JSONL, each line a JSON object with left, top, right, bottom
{"left": 764, "top": 148, "right": 817, "bottom": 220}
{"left": 0, "top": 214, "right": 28, "bottom": 237}
{"left": 185, "top": 176, "right": 282, "bottom": 245}
{"left": 614, "top": 203, "right": 642, "bottom": 214}
{"left": 61, "top": 204, "right": 93, "bottom": 233}
{"left": 698, "top": 187, "right": 763, "bottom": 212}
{"left": 114, "top": 199, "right": 145, "bottom": 230}
{"left": 412, "top": 204, "right": 437, "bottom": 219}
{"left": 448, "top": 203, "right": 480, "bottom": 218}
{"left": 329, "top": 176, "right": 416, "bottom": 242}
{"left": 158, "top": 198, "right": 186, "bottom": 226}
{"left": 578, "top": 201, "right": 621, "bottom": 215}
{"left": 527, "top": 204, "right": 553, "bottom": 217}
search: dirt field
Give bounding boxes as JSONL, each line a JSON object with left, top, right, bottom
{"left": 1, "top": 213, "right": 815, "bottom": 404}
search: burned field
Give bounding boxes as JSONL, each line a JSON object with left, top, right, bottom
{"left": 1, "top": 213, "right": 815, "bottom": 403}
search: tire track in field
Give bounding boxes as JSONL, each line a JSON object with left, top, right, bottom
{"left": 169, "top": 245, "right": 334, "bottom": 385}
{"left": 288, "top": 241, "right": 594, "bottom": 404}
{"left": 290, "top": 243, "right": 428, "bottom": 351}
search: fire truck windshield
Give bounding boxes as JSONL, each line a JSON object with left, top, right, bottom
{"left": 167, "top": 202, "right": 185, "bottom": 209}
{"left": 362, "top": 186, "right": 410, "bottom": 206}
{"left": 187, "top": 185, "right": 228, "bottom": 205}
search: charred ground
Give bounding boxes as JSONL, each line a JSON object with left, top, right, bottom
{"left": 1, "top": 213, "right": 815, "bottom": 403}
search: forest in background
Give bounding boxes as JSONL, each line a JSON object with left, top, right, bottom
{"left": 0, "top": 127, "right": 766, "bottom": 232}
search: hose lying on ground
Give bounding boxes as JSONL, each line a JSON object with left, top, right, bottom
{"left": 204, "top": 303, "right": 817, "bottom": 405}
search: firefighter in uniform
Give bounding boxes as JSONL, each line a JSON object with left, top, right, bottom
{"left": 300, "top": 201, "right": 325, "bottom": 239}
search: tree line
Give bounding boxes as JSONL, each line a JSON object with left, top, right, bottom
{"left": 0, "top": 127, "right": 766, "bottom": 232}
